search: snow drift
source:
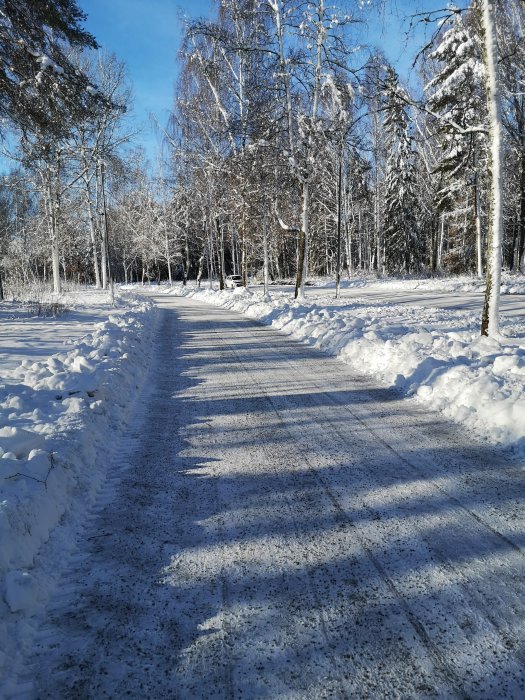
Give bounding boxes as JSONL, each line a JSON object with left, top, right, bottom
{"left": 0, "top": 293, "right": 155, "bottom": 696}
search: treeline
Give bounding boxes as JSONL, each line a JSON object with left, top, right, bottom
{"left": 165, "top": 0, "right": 522, "bottom": 336}
{"left": 0, "top": 1, "right": 175, "bottom": 296}
{"left": 0, "top": 0, "right": 522, "bottom": 335}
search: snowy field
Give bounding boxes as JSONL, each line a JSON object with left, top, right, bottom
{"left": 0, "top": 289, "right": 155, "bottom": 696}
{"left": 171, "top": 274, "right": 525, "bottom": 453}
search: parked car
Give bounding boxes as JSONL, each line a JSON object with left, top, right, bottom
{"left": 225, "top": 274, "right": 243, "bottom": 289}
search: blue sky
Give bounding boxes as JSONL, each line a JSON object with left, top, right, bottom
{"left": 81, "top": 0, "right": 213, "bottom": 162}
{"left": 80, "top": 0, "right": 449, "bottom": 164}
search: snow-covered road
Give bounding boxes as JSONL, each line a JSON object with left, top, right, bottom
{"left": 27, "top": 294, "right": 525, "bottom": 698}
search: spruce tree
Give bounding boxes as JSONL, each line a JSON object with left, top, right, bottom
{"left": 383, "top": 67, "right": 420, "bottom": 274}
{"left": 425, "top": 6, "right": 486, "bottom": 275}
{"left": 0, "top": 0, "right": 98, "bottom": 137}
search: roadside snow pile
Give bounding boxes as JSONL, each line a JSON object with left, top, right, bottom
{"left": 174, "top": 285, "right": 525, "bottom": 452}
{"left": 0, "top": 293, "right": 155, "bottom": 696}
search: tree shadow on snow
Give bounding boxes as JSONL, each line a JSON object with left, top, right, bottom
{"left": 39, "top": 298, "right": 525, "bottom": 698}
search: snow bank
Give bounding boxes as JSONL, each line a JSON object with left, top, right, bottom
{"left": 173, "top": 284, "right": 525, "bottom": 453}
{"left": 0, "top": 293, "right": 156, "bottom": 696}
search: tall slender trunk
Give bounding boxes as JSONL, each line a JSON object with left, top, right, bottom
{"left": 196, "top": 249, "right": 205, "bottom": 288}
{"left": 517, "top": 148, "right": 525, "bottom": 271}
{"left": 480, "top": 0, "right": 503, "bottom": 337}
{"left": 241, "top": 234, "right": 247, "bottom": 286}
{"left": 208, "top": 222, "right": 216, "bottom": 290}
{"left": 345, "top": 220, "right": 352, "bottom": 274}
{"left": 232, "top": 227, "right": 239, "bottom": 275}
{"left": 431, "top": 219, "right": 437, "bottom": 272}
{"left": 295, "top": 181, "right": 309, "bottom": 299}
{"left": 335, "top": 154, "right": 343, "bottom": 298}
{"left": 508, "top": 222, "right": 518, "bottom": 271}
{"left": 96, "top": 166, "right": 108, "bottom": 290}
{"left": 99, "top": 161, "right": 113, "bottom": 302}
{"left": 473, "top": 151, "right": 483, "bottom": 278}
{"left": 240, "top": 205, "right": 248, "bottom": 288}
{"left": 263, "top": 217, "right": 270, "bottom": 297}
{"left": 438, "top": 214, "right": 445, "bottom": 269}
{"left": 46, "top": 176, "right": 61, "bottom": 295}
{"left": 216, "top": 217, "right": 225, "bottom": 290}
{"left": 372, "top": 109, "right": 382, "bottom": 275}
{"left": 84, "top": 180, "right": 101, "bottom": 288}
{"left": 183, "top": 234, "right": 190, "bottom": 285}
{"left": 165, "top": 232, "right": 172, "bottom": 286}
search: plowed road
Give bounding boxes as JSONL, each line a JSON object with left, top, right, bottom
{"left": 29, "top": 294, "right": 525, "bottom": 699}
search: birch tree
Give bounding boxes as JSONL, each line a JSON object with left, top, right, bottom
{"left": 480, "top": 0, "right": 504, "bottom": 337}
{"left": 269, "top": 0, "right": 357, "bottom": 298}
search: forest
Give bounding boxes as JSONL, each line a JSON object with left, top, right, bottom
{"left": 2, "top": 5, "right": 525, "bottom": 693}
{"left": 0, "top": 0, "right": 523, "bottom": 336}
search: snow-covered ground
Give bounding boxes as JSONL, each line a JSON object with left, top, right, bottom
{"left": 2, "top": 276, "right": 525, "bottom": 696}
{"left": 307, "top": 271, "right": 525, "bottom": 296}
{"left": 0, "top": 289, "right": 156, "bottom": 696}
{"left": 22, "top": 293, "right": 525, "bottom": 698}
{"left": 171, "top": 275, "right": 525, "bottom": 453}
{"left": 0, "top": 290, "right": 129, "bottom": 370}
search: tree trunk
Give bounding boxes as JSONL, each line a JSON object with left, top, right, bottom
{"left": 263, "top": 217, "right": 270, "bottom": 298}
{"left": 438, "top": 214, "right": 445, "bottom": 269}
{"left": 517, "top": 148, "right": 525, "bottom": 272}
{"left": 216, "top": 217, "right": 225, "bottom": 290}
{"left": 474, "top": 158, "right": 483, "bottom": 278}
{"left": 431, "top": 219, "right": 437, "bottom": 273}
{"left": 84, "top": 179, "right": 101, "bottom": 288}
{"left": 230, "top": 226, "right": 237, "bottom": 275}
{"left": 508, "top": 221, "right": 518, "bottom": 271}
{"left": 196, "top": 251, "right": 205, "bottom": 288}
{"left": 99, "top": 161, "right": 113, "bottom": 302}
{"left": 241, "top": 230, "right": 247, "bottom": 287}
{"left": 183, "top": 234, "right": 191, "bottom": 285}
{"left": 165, "top": 232, "right": 173, "bottom": 286}
{"left": 480, "top": 0, "right": 503, "bottom": 337}
{"left": 46, "top": 178, "right": 61, "bottom": 295}
{"left": 335, "top": 154, "right": 343, "bottom": 298}
{"left": 295, "top": 181, "right": 309, "bottom": 300}
{"left": 345, "top": 221, "right": 352, "bottom": 275}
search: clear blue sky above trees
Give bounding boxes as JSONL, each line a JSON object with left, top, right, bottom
{"left": 81, "top": 0, "right": 452, "bottom": 164}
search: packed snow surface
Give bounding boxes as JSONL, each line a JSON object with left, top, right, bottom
{"left": 172, "top": 275, "right": 525, "bottom": 451}
{"left": 0, "top": 290, "right": 155, "bottom": 696}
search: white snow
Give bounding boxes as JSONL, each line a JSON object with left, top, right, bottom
{"left": 22, "top": 291, "right": 525, "bottom": 698}
{"left": 171, "top": 276, "right": 525, "bottom": 452}
{"left": 0, "top": 289, "right": 155, "bottom": 697}
{"left": 1, "top": 277, "right": 524, "bottom": 695}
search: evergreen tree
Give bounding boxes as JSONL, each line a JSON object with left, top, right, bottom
{"left": 383, "top": 67, "right": 420, "bottom": 274}
{"left": 425, "top": 6, "right": 486, "bottom": 275}
{"left": 0, "top": 0, "right": 98, "bottom": 137}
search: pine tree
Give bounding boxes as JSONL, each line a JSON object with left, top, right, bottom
{"left": 0, "top": 0, "right": 98, "bottom": 137}
{"left": 425, "top": 6, "right": 486, "bottom": 275}
{"left": 383, "top": 67, "right": 420, "bottom": 274}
